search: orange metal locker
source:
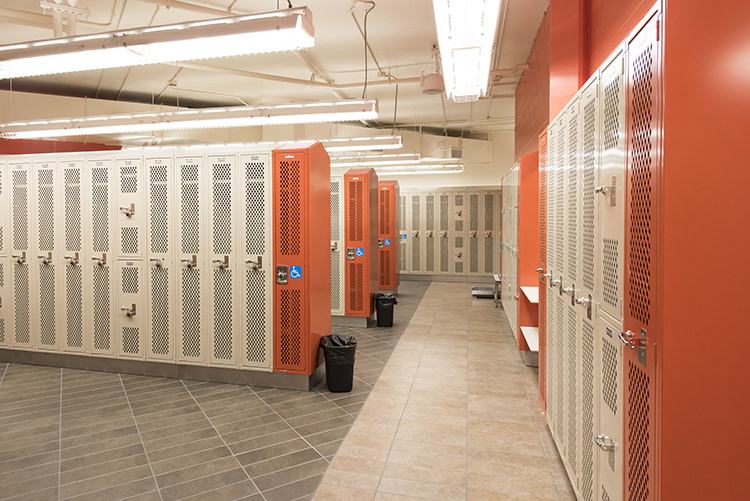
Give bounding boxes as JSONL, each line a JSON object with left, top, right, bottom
{"left": 272, "top": 142, "right": 331, "bottom": 375}
{"left": 378, "top": 180, "right": 399, "bottom": 292}
{"left": 343, "top": 168, "right": 378, "bottom": 317}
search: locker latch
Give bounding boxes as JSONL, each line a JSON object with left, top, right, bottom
{"left": 120, "top": 304, "right": 136, "bottom": 318}
{"left": 378, "top": 239, "right": 384, "bottom": 248}
{"left": 330, "top": 241, "right": 338, "bottom": 252}
{"left": 64, "top": 253, "right": 79, "bottom": 266}
{"left": 470, "top": 231, "right": 478, "bottom": 238}
{"left": 412, "top": 231, "right": 420, "bottom": 238}
{"left": 576, "top": 294, "right": 593, "bottom": 320}
{"left": 180, "top": 255, "right": 197, "bottom": 269}
{"left": 11, "top": 251, "right": 26, "bottom": 265}
{"left": 346, "top": 248, "right": 356, "bottom": 260}
{"left": 149, "top": 257, "right": 163, "bottom": 268}
{"left": 426, "top": 231, "right": 434, "bottom": 238}
{"left": 563, "top": 285, "right": 576, "bottom": 306}
{"left": 595, "top": 177, "right": 617, "bottom": 206}
{"left": 484, "top": 231, "right": 493, "bottom": 237}
{"left": 550, "top": 277, "right": 562, "bottom": 289}
{"left": 245, "top": 256, "right": 262, "bottom": 270}
{"left": 119, "top": 203, "right": 136, "bottom": 217}
{"left": 595, "top": 434, "right": 617, "bottom": 470}
{"left": 212, "top": 255, "right": 229, "bottom": 270}
{"left": 454, "top": 210, "right": 463, "bottom": 217}
{"left": 37, "top": 252, "right": 53, "bottom": 265}
{"left": 91, "top": 253, "right": 107, "bottom": 267}
{"left": 618, "top": 329, "right": 646, "bottom": 351}
{"left": 275, "top": 265, "right": 288, "bottom": 284}
{"left": 455, "top": 251, "right": 462, "bottom": 258}
{"left": 440, "top": 231, "right": 448, "bottom": 238}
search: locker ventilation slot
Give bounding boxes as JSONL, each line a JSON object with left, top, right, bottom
{"left": 348, "top": 180, "right": 364, "bottom": 242}
{"left": 602, "top": 336, "right": 619, "bottom": 414}
{"left": 455, "top": 219, "right": 463, "bottom": 232}
{"left": 279, "top": 160, "right": 301, "bottom": 256}
{"left": 380, "top": 189, "right": 391, "bottom": 234}
{"left": 181, "top": 164, "right": 201, "bottom": 254}
{"left": 122, "top": 267, "right": 139, "bottom": 294}
{"left": 566, "top": 307, "right": 578, "bottom": 475}
{"left": 554, "top": 296, "right": 564, "bottom": 437}
{"left": 245, "top": 269, "right": 267, "bottom": 364}
{"left": 330, "top": 181, "right": 340, "bottom": 241}
{"left": 411, "top": 196, "right": 420, "bottom": 271}
{"left": 213, "top": 269, "right": 233, "bottom": 360}
{"left": 380, "top": 248, "right": 392, "bottom": 287}
{"left": 629, "top": 45, "right": 654, "bottom": 326}
{"left": 399, "top": 195, "right": 406, "bottom": 229}
{"left": 602, "top": 488, "right": 612, "bottom": 501}
{"left": 583, "top": 100, "right": 596, "bottom": 290}
{"left": 92, "top": 169, "right": 109, "bottom": 253}
{"left": 150, "top": 267, "right": 170, "bottom": 355}
{"left": 0, "top": 319, "right": 4, "bottom": 344}
{"left": 348, "top": 262, "right": 364, "bottom": 312}
{"left": 38, "top": 176, "right": 55, "bottom": 251}
{"left": 556, "top": 130, "right": 564, "bottom": 270}
{"left": 65, "top": 169, "right": 81, "bottom": 252}
{"left": 440, "top": 237, "right": 449, "bottom": 273}
{"left": 539, "top": 134, "right": 547, "bottom": 407}
{"left": 246, "top": 162, "right": 266, "bottom": 255}
{"left": 93, "top": 266, "right": 111, "bottom": 350}
{"left": 581, "top": 319, "right": 595, "bottom": 501}
{"left": 484, "top": 194, "right": 494, "bottom": 274}
{"left": 13, "top": 170, "right": 28, "bottom": 251}
{"left": 150, "top": 166, "right": 169, "bottom": 254}
{"left": 628, "top": 361, "right": 650, "bottom": 501}
{"left": 399, "top": 240, "right": 406, "bottom": 272}
{"left": 121, "top": 227, "right": 139, "bottom": 254}
{"left": 603, "top": 76, "right": 621, "bottom": 151}
{"left": 603, "top": 238, "right": 619, "bottom": 309}
{"left": 0, "top": 263, "right": 3, "bottom": 288}
{"left": 213, "top": 163, "right": 233, "bottom": 254}
{"left": 331, "top": 251, "right": 341, "bottom": 311}
{"left": 66, "top": 265, "right": 83, "bottom": 348}
{"left": 0, "top": 228, "right": 3, "bottom": 253}
{"left": 122, "top": 327, "right": 139, "bottom": 354}
{"left": 279, "top": 289, "right": 302, "bottom": 367}
{"left": 13, "top": 265, "right": 30, "bottom": 344}
{"left": 568, "top": 114, "right": 578, "bottom": 279}
{"left": 120, "top": 165, "right": 138, "bottom": 193}
{"left": 39, "top": 264, "right": 56, "bottom": 346}
{"left": 181, "top": 269, "right": 201, "bottom": 358}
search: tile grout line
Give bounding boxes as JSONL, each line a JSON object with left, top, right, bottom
{"left": 119, "top": 374, "right": 165, "bottom": 501}
{"left": 180, "top": 380, "right": 268, "bottom": 501}
{"left": 0, "top": 362, "right": 8, "bottom": 386}
{"left": 58, "top": 367, "right": 63, "bottom": 501}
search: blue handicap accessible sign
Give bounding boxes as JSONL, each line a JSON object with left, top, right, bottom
{"left": 289, "top": 266, "right": 302, "bottom": 279}
{"left": 384, "top": 239, "right": 391, "bottom": 246}
{"left": 355, "top": 248, "right": 365, "bottom": 257}
{"left": 401, "top": 233, "right": 407, "bottom": 240}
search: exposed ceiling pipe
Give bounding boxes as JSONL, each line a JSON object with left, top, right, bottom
{"left": 488, "top": 0, "right": 510, "bottom": 99}
{"left": 350, "top": 3, "right": 388, "bottom": 79}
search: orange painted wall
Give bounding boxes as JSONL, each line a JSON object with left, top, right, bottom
{"left": 517, "top": 151, "right": 539, "bottom": 351}
{"left": 589, "top": 0, "right": 653, "bottom": 74}
{"left": 659, "top": 0, "right": 750, "bottom": 497}
{"left": 0, "top": 138, "right": 119, "bottom": 154}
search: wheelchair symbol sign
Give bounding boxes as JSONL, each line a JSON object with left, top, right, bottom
{"left": 355, "top": 248, "right": 365, "bottom": 257}
{"left": 290, "top": 266, "right": 302, "bottom": 279}
{"left": 384, "top": 239, "right": 391, "bottom": 246}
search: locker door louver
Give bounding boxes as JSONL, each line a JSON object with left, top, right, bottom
{"left": 279, "top": 289, "right": 302, "bottom": 366}
{"left": 279, "top": 160, "right": 301, "bottom": 256}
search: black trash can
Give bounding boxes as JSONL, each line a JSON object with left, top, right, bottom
{"left": 375, "top": 293, "right": 398, "bottom": 327}
{"left": 320, "top": 335, "right": 357, "bottom": 392}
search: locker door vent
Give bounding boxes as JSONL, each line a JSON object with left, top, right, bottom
{"left": 455, "top": 219, "right": 463, "bottom": 232}
{"left": 603, "top": 238, "right": 620, "bottom": 309}
{"left": 602, "top": 336, "right": 619, "bottom": 414}
{"left": 380, "top": 248, "right": 392, "bottom": 287}
{"left": 93, "top": 266, "right": 111, "bottom": 350}
{"left": 92, "top": 169, "right": 110, "bottom": 253}
{"left": 399, "top": 195, "right": 406, "bottom": 229}
{"left": 554, "top": 296, "right": 564, "bottom": 436}
{"left": 469, "top": 194, "right": 479, "bottom": 230}
{"left": 13, "top": 170, "right": 28, "bottom": 251}
{"left": 150, "top": 267, "right": 170, "bottom": 355}
{"left": 65, "top": 169, "right": 81, "bottom": 252}
{"left": 122, "top": 327, "right": 139, "bottom": 354}
{"left": 629, "top": 45, "right": 654, "bottom": 326}
{"left": 348, "top": 262, "right": 364, "bottom": 312}
{"left": 181, "top": 164, "right": 201, "bottom": 254}
{"left": 330, "top": 181, "right": 340, "bottom": 242}
{"left": 0, "top": 169, "right": 2, "bottom": 196}
{"left": 213, "top": 269, "right": 233, "bottom": 360}
{"left": 484, "top": 194, "right": 494, "bottom": 274}
{"left": 581, "top": 319, "right": 595, "bottom": 501}
{"left": 246, "top": 162, "right": 266, "bottom": 255}
{"left": 603, "top": 76, "right": 621, "bottom": 151}
{"left": 181, "top": 269, "right": 201, "bottom": 357}
{"left": 399, "top": 240, "right": 406, "bottom": 272}
{"left": 150, "top": 166, "right": 169, "bottom": 254}
{"left": 440, "top": 237, "right": 449, "bottom": 273}
{"left": 566, "top": 307, "right": 578, "bottom": 475}
{"left": 602, "top": 487, "right": 612, "bottom": 501}
{"left": 583, "top": 100, "right": 596, "bottom": 290}
{"left": 279, "top": 160, "right": 302, "bottom": 256}
{"left": 38, "top": 172, "right": 55, "bottom": 252}
{"left": 213, "top": 163, "right": 233, "bottom": 255}
{"left": 331, "top": 251, "right": 341, "bottom": 311}
{"left": 121, "top": 267, "right": 139, "bottom": 294}
{"left": 120, "top": 165, "right": 138, "bottom": 193}
{"left": 628, "top": 360, "right": 650, "bottom": 501}
{"left": 66, "top": 265, "right": 83, "bottom": 348}
{"left": 0, "top": 319, "right": 4, "bottom": 344}
{"left": 14, "top": 265, "right": 30, "bottom": 344}
{"left": 380, "top": 189, "right": 391, "bottom": 235}
{"left": 0, "top": 263, "right": 3, "bottom": 287}
{"left": 411, "top": 196, "right": 420, "bottom": 271}
{"left": 556, "top": 134, "right": 565, "bottom": 270}
{"left": 440, "top": 195, "right": 449, "bottom": 231}
{"left": 39, "top": 264, "right": 56, "bottom": 346}
{"left": 347, "top": 180, "right": 364, "bottom": 242}
{"left": 245, "top": 269, "right": 267, "bottom": 363}
{"left": 121, "top": 227, "right": 139, "bottom": 255}
{"left": 0, "top": 228, "right": 3, "bottom": 253}
{"left": 568, "top": 115, "right": 579, "bottom": 279}
{"left": 279, "top": 289, "right": 302, "bottom": 366}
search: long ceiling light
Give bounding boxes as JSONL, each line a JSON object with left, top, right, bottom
{"left": 321, "top": 135, "right": 402, "bottom": 152}
{"left": 0, "top": 100, "right": 379, "bottom": 139}
{"left": 0, "top": 7, "right": 314, "bottom": 79}
{"left": 331, "top": 153, "right": 422, "bottom": 167}
{"left": 433, "top": 0, "right": 502, "bottom": 103}
{"left": 374, "top": 163, "right": 464, "bottom": 175}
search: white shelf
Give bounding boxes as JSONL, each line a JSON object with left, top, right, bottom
{"left": 521, "top": 286, "right": 539, "bottom": 304}
{"left": 520, "top": 326, "right": 539, "bottom": 352}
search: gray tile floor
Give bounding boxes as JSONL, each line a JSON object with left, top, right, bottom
{"left": 0, "top": 281, "right": 429, "bottom": 501}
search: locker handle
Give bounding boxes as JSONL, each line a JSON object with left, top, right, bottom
{"left": 426, "top": 230, "right": 434, "bottom": 238}
{"left": 454, "top": 210, "right": 462, "bottom": 216}
{"left": 64, "top": 253, "right": 79, "bottom": 266}
{"left": 618, "top": 330, "right": 641, "bottom": 350}
{"left": 562, "top": 286, "right": 575, "bottom": 296}
{"left": 575, "top": 296, "right": 592, "bottom": 307}
{"left": 594, "top": 185, "right": 614, "bottom": 194}
{"left": 330, "top": 241, "right": 338, "bottom": 251}
{"left": 535, "top": 267, "right": 544, "bottom": 272}
{"left": 542, "top": 273, "right": 552, "bottom": 279}
{"left": 550, "top": 278, "right": 562, "bottom": 287}
{"left": 180, "top": 255, "right": 197, "bottom": 269}
{"left": 412, "top": 231, "right": 420, "bottom": 237}
{"left": 91, "top": 253, "right": 107, "bottom": 267}
{"left": 37, "top": 252, "right": 53, "bottom": 265}
{"left": 245, "top": 256, "right": 262, "bottom": 271}
{"left": 484, "top": 231, "right": 493, "bottom": 237}
{"left": 439, "top": 231, "right": 448, "bottom": 238}
{"left": 120, "top": 304, "right": 136, "bottom": 318}
{"left": 213, "top": 256, "right": 229, "bottom": 270}
{"left": 11, "top": 251, "right": 26, "bottom": 265}
{"left": 149, "top": 257, "right": 163, "bottom": 268}
{"left": 594, "top": 434, "right": 616, "bottom": 452}
{"left": 119, "top": 203, "right": 135, "bottom": 217}
{"left": 470, "top": 231, "right": 478, "bottom": 238}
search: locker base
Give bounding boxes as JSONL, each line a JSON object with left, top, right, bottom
{"left": 401, "top": 273, "right": 497, "bottom": 284}
{"left": 331, "top": 314, "right": 376, "bottom": 329}
{"left": 0, "top": 349, "right": 323, "bottom": 391}
{"left": 520, "top": 350, "right": 539, "bottom": 368}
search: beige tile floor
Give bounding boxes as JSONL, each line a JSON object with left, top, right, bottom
{"left": 314, "top": 282, "right": 575, "bottom": 500}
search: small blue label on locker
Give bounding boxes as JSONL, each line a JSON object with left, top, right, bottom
{"left": 384, "top": 239, "right": 391, "bottom": 246}
{"left": 356, "top": 248, "right": 365, "bottom": 257}
{"left": 401, "top": 234, "right": 407, "bottom": 240}
{"left": 290, "top": 266, "right": 302, "bottom": 279}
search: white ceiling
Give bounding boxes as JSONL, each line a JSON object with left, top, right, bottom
{"left": 0, "top": 0, "right": 549, "bottom": 144}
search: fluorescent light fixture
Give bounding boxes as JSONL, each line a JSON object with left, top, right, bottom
{"left": 331, "top": 153, "right": 422, "bottom": 167}
{"left": 374, "top": 163, "right": 464, "bottom": 175}
{"left": 433, "top": 0, "right": 502, "bottom": 103}
{"left": 0, "top": 7, "right": 314, "bottom": 79}
{"left": 321, "top": 135, "right": 402, "bottom": 152}
{"left": 0, "top": 100, "right": 379, "bottom": 139}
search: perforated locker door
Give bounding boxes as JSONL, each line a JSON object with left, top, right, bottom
{"left": 62, "top": 161, "right": 85, "bottom": 354}
{"left": 0, "top": 256, "right": 8, "bottom": 347}
{"left": 467, "top": 191, "right": 480, "bottom": 274}
{"left": 623, "top": 12, "right": 661, "bottom": 501}
{"left": 483, "top": 191, "right": 499, "bottom": 274}
{"left": 410, "top": 194, "right": 421, "bottom": 273}
{"left": 207, "top": 154, "right": 238, "bottom": 367}
{"left": 330, "top": 176, "right": 345, "bottom": 316}
{"left": 437, "top": 193, "right": 451, "bottom": 274}
{"left": 597, "top": 312, "right": 624, "bottom": 501}
{"left": 423, "top": 193, "right": 436, "bottom": 273}
{"left": 577, "top": 77, "right": 601, "bottom": 501}
{"left": 399, "top": 194, "right": 407, "bottom": 273}
{"left": 85, "top": 159, "right": 115, "bottom": 356}
{"left": 116, "top": 159, "right": 145, "bottom": 260}
{"left": 117, "top": 260, "right": 145, "bottom": 359}
{"left": 452, "top": 192, "right": 466, "bottom": 274}
{"left": 176, "top": 155, "right": 206, "bottom": 365}
{"left": 239, "top": 153, "right": 273, "bottom": 370}
{"left": 538, "top": 131, "right": 548, "bottom": 411}
{"left": 544, "top": 126, "right": 556, "bottom": 426}
{"left": 0, "top": 161, "right": 8, "bottom": 258}
{"left": 0, "top": 162, "right": 8, "bottom": 345}
{"left": 10, "top": 162, "right": 33, "bottom": 349}
{"left": 598, "top": 48, "right": 627, "bottom": 323}
{"left": 146, "top": 157, "right": 174, "bottom": 362}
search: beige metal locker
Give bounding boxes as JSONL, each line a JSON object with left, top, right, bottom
{"left": 117, "top": 260, "right": 146, "bottom": 359}
{"left": 10, "top": 162, "right": 33, "bottom": 350}
{"left": 409, "top": 194, "right": 421, "bottom": 273}
{"left": 0, "top": 161, "right": 8, "bottom": 346}
{"left": 0, "top": 161, "right": 7, "bottom": 257}
{"left": 330, "top": 176, "right": 345, "bottom": 316}
{"left": 423, "top": 192, "right": 437, "bottom": 274}
{"left": 452, "top": 192, "right": 466, "bottom": 274}
{"left": 482, "top": 191, "right": 499, "bottom": 274}
{"left": 437, "top": 193, "right": 451, "bottom": 274}
{"left": 239, "top": 152, "right": 273, "bottom": 370}
{"left": 146, "top": 157, "right": 175, "bottom": 362}
{"left": 467, "top": 191, "right": 480, "bottom": 274}
{"left": 62, "top": 160, "right": 85, "bottom": 354}
{"left": 399, "top": 194, "right": 407, "bottom": 273}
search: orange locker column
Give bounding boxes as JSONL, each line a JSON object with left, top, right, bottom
{"left": 272, "top": 142, "right": 331, "bottom": 375}
{"left": 537, "top": 132, "right": 548, "bottom": 412}
{"left": 343, "top": 168, "right": 378, "bottom": 317}
{"left": 378, "top": 180, "right": 400, "bottom": 292}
